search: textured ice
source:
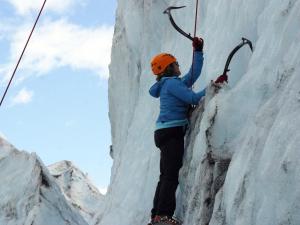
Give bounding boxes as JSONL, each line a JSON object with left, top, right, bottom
{"left": 1, "top": 0, "right": 300, "bottom": 224}
{"left": 100, "top": 0, "right": 300, "bottom": 225}
{"left": 0, "top": 138, "right": 89, "bottom": 225}
{"left": 49, "top": 161, "right": 104, "bottom": 224}
{"left": 0, "top": 138, "right": 104, "bottom": 225}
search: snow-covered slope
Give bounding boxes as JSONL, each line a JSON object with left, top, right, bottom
{"left": 49, "top": 161, "right": 104, "bottom": 224}
{"left": 103, "top": 0, "right": 300, "bottom": 225}
{"left": 0, "top": 137, "right": 100, "bottom": 225}
{"left": 0, "top": 138, "right": 88, "bottom": 225}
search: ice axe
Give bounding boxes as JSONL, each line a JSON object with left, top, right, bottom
{"left": 163, "top": 6, "right": 194, "bottom": 41}
{"left": 164, "top": 6, "right": 254, "bottom": 83}
{"left": 222, "top": 37, "right": 253, "bottom": 76}
{"left": 214, "top": 38, "right": 253, "bottom": 85}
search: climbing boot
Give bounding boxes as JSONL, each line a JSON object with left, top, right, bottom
{"left": 147, "top": 219, "right": 154, "bottom": 225}
{"left": 152, "top": 215, "right": 182, "bottom": 225}
{"left": 147, "top": 217, "right": 156, "bottom": 225}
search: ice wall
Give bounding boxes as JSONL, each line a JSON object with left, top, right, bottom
{"left": 0, "top": 138, "right": 104, "bottom": 225}
{"left": 0, "top": 138, "right": 88, "bottom": 225}
{"left": 105, "top": 0, "right": 300, "bottom": 225}
{"left": 49, "top": 161, "right": 104, "bottom": 224}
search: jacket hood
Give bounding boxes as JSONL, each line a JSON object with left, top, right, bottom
{"left": 149, "top": 77, "right": 170, "bottom": 98}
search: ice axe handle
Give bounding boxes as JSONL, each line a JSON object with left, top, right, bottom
{"left": 163, "top": 6, "right": 194, "bottom": 41}
{"left": 222, "top": 37, "right": 253, "bottom": 76}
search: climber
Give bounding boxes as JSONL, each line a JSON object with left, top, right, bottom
{"left": 147, "top": 37, "right": 227, "bottom": 225}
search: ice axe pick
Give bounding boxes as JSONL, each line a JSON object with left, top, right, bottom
{"left": 163, "top": 6, "right": 194, "bottom": 41}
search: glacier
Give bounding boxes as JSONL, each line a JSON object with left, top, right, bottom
{"left": 103, "top": 0, "right": 300, "bottom": 225}
{"left": 48, "top": 161, "right": 104, "bottom": 224}
{"left": 0, "top": 138, "right": 103, "bottom": 225}
{"left": 0, "top": 0, "right": 300, "bottom": 225}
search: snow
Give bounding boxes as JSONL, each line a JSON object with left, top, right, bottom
{"left": 100, "top": 0, "right": 300, "bottom": 224}
{"left": 0, "top": 138, "right": 104, "bottom": 225}
{"left": 0, "top": 0, "right": 300, "bottom": 225}
{"left": 48, "top": 161, "right": 104, "bottom": 224}
{"left": 0, "top": 138, "right": 89, "bottom": 225}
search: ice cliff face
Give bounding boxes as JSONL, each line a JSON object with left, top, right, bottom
{"left": 0, "top": 138, "right": 103, "bottom": 225}
{"left": 49, "top": 161, "right": 104, "bottom": 224}
{"left": 105, "top": 0, "right": 300, "bottom": 225}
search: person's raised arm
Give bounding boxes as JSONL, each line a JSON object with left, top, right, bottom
{"left": 167, "top": 79, "right": 206, "bottom": 105}
{"left": 182, "top": 37, "right": 204, "bottom": 87}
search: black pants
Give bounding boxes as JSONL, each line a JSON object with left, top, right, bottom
{"left": 151, "top": 126, "right": 186, "bottom": 218}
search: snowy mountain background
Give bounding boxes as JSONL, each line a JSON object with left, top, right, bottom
{"left": 1, "top": 0, "right": 300, "bottom": 225}
{"left": 48, "top": 161, "right": 104, "bottom": 224}
{"left": 0, "top": 137, "right": 103, "bottom": 225}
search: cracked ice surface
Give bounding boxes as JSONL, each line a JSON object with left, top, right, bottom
{"left": 49, "top": 161, "right": 104, "bottom": 224}
{"left": 0, "top": 137, "right": 106, "bottom": 225}
{"left": 0, "top": 138, "right": 89, "bottom": 225}
{"left": 99, "top": 0, "right": 300, "bottom": 225}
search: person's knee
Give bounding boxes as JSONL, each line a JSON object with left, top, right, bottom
{"left": 160, "top": 173, "right": 179, "bottom": 184}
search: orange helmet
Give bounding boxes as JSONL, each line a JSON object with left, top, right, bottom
{"left": 151, "top": 53, "right": 177, "bottom": 75}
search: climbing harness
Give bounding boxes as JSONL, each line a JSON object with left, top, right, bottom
{"left": 0, "top": 0, "right": 47, "bottom": 108}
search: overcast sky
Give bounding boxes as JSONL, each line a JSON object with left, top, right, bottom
{"left": 0, "top": 0, "right": 117, "bottom": 194}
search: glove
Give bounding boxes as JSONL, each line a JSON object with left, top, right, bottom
{"left": 214, "top": 74, "right": 228, "bottom": 84}
{"left": 193, "top": 37, "right": 204, "bottom": 52}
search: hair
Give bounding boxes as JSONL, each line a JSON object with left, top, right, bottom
{"left": 156, "top": 63, "right": 176, "bottom": 81}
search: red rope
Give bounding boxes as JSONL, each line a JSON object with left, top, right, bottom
{"left": 193, "top": 0, "right": 200, "bottom": 38}
{"left": 0, "top": 0, "right": 47, "bottom": 108}
{"left": 191, "top": 0, "right": 200, "bottom": 91}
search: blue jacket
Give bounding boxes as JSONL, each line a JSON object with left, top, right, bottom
{"left": 149, "top": 51, "right": 206, "bottom": 130}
